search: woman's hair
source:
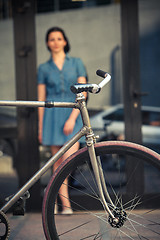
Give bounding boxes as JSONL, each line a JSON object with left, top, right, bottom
{"left": 45, "top": 27, "right": 70, "bottom": 53}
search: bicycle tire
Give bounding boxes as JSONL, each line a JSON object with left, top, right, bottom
{"left": 42, "top": 141, "right": 160, "bottom": 240}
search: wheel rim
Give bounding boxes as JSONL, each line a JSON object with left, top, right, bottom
{"left": 43, "top": 143, "right": 160, "bottom": 239}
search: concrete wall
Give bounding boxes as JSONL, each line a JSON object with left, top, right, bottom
{"left": 0, "top": 20, "right": 15, "bottom": 101}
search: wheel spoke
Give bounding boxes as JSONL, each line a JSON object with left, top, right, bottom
{"left": 42, "top": 142, "right": 160, "bottom": 239}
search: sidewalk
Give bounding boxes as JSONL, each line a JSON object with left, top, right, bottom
{"left": 8, "top": 212, "right": 106, "bottom": 240}
{"left": 8, "top": 213, "right": 45, "bottom": 240}
{"left": 7, "top": 211, "right": 111, "bottom": 240}
{"left": 6, "top": 209, "right": 160, "bottom": 240}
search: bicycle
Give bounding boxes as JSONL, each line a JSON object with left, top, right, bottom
{"left": 0, "top": 70, "right": 160, "bottom": 239}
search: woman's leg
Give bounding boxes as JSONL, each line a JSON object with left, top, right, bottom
{"left": 51, "top": 142, "right": 79, "bottom": 211}
{"left": 51, "top": 145, "right": 62, "bottom": 173}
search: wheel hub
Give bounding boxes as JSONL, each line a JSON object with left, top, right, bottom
{"left": 108, "top": 207, "right": 127, "bottom": 228}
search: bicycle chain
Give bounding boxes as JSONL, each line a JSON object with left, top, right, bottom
{"left": 0, "top": 211, "right": 10, "bottom": 240}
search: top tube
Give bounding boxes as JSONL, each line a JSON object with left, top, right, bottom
{"left": 0, "top": 100, "right": 78, "bottom": 109}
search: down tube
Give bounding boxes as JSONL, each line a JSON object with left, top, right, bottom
{"left": 0, "top": 127, "right": 87, "bottom": 213}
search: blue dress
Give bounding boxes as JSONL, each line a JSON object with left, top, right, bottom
{"left": 37, "top": 55, "right": 87, "bottom": 146}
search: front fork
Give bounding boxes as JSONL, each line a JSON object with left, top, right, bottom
{"left": 87, "top": 138, "right": 127, "bottom": 228}
{"left": 85, "top": 132, "right": 115, "bottom": 219}
{"left": 77, "top": 93, "right": 115, "bottom": 219}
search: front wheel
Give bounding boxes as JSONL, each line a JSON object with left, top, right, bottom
{"left": 42, "top": 141, "right": 160, "bottom": 240}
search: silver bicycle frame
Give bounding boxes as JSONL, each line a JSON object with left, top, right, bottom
{"left": 0, "top": 94, "right": 114, "bottom": 218}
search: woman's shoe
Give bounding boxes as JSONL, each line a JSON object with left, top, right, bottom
{"left": 61, "top": 208, "right": 73, "bottom": 215}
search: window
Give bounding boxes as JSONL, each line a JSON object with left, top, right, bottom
{"left": 142, "top": 111, "right": 160, "bottom": 126}
{"left": 103, "top": 108, "right": 124, "bottom": 121}
{"left": 36, "top": 0, "right": 112, "bottom": 13}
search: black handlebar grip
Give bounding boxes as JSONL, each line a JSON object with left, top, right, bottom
{"left": 70, "top": 84, "right": 100, "bottom": 94}
{"left": 96, "top": 69, "right": 108, "bottom": 78}
{"left": 70, "top": 84, "right": 93, "bottom": 94}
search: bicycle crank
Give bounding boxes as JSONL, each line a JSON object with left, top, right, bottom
{"left": 108, "top": 207, "right": 127, "bottom": 228}
{"left": 0, "top": 211, "right": 10, "bottom": 240}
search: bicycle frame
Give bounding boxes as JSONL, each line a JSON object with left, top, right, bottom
{"left": 0, "top": 93, "right": 114, "bottom": 218}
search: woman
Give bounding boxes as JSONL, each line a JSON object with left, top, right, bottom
{"left": 37, "top": 27, "right": 87, "bottom": 214}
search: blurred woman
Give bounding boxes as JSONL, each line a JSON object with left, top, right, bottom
{"left": 37, "top": 27, "right": 87, "bottom": 214}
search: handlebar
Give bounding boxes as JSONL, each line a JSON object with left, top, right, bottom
{"left": 70, "top": 69, "right": 111, "bottom": 94}
{"left": 0, "top": 70, "right": 111, "bottom": 109}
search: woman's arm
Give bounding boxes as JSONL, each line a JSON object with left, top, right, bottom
{"left": 63, "top": 76, "right": 87, "bottom": 136}
{"left": 38, "top": 84, "right": 46, "bottom": 143}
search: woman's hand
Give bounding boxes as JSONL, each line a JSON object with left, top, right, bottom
{"left": 63, "top": 118, "right": 76, "bottom": 136}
